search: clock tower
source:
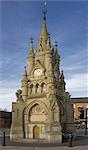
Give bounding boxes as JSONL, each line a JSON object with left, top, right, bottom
{"left": 10, "top": 4, "right": 74, "bottom": 143}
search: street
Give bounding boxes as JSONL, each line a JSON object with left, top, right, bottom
{"left": 0, "top": 134, "right": 88, "bottom": 150}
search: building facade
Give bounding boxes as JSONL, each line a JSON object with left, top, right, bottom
{"left": 0, "top": 111, "right": 12, "bottom": 128}
{"left": 10, "top": 9, "right": 74, "bottom": 143}
{"left": 71, "top": 97, "right": 88, "bottom": 120}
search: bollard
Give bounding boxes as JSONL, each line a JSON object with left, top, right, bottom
{"left": 3, "top": 131, "right": 6, "bottom": 146}
{"left": 68, "top": 133, "right": 73, "bottom": 147}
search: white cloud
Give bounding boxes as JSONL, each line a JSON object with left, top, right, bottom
{"left": 63, "top": 64, "right": 84, "bottom": 72}
{"left": 60, "top": 49, "right": 88, "bottom": 78}
{"left": 66, "top": 72, "right": 88, "bottom": 97}
{"left": 0, "top": 80, "right": 21, "bottom": 111}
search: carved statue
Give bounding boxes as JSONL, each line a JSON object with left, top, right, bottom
{"left": 16, "top": 89, "right": 22, "bottom": 101}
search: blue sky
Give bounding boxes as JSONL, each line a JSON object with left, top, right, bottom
{"left": 0, "top": 0, "right": 88, "bottom": 111}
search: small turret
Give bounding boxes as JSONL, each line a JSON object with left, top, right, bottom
{"left": 60, "top": 70, "right": 64, "bottom": 82}
{"left": 60, "top": 70, "right": 65, "bottom": 91}
{"left": 54, "top": 41, "right": 60, "bottom": 64}
{"left": 21, "top": 66, "right": 28, "bottom": 100}
{"left": 54, "top": 42, "right": 60, "bottom": 78}
{"left": 22, "top": 66, "right": 27, "bottom": 80}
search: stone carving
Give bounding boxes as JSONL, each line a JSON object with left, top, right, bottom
{"left": 16, "top": 89, "right": 23, "bottom": 101}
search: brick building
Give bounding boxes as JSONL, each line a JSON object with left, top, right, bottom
{"left": 0, "top": 111, "right": 12, "bottom": 128}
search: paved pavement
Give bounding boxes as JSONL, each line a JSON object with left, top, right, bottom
{"left": 1, "top": 145, "right": 88, "bottom": 150}
{"left": 0, "top": 129, "right": 88, "bottom": 150}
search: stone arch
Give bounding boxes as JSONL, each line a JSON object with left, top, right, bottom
{"left": 51, "top": 101, "right": 60, "bottom": 122}
{"left": 23, "top": 100, "right": 48, "bottom": 122}
{"left": 29, "top": 103, "right": 47, "bottom": 122}
{"left": 25, "top": 100, "right": 48, "bottom": 111}
{"left": 51, "top": 100, "right": 64, "bottom": 116}
{"left": 23, "top": 100, "right": 48, "bottom": 138}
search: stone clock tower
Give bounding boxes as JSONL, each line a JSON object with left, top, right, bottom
{"left": 10, "top": 6, "right": 74, "bottom": 143}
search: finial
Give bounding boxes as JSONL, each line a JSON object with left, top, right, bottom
{"left": 54, "top": 41, "right": 60, "bottom": 63}
{"left": 42, "top": 1, "right": 47, "bottom": 20}
{"left": 24, "top": 66, "right": 26, "bottom": 69}
{"left": 60, "top": 70, "right": 64, "bottom": 80}
{"left": 30, "top": 37, "right": 33, "bottom": 44}
{"left": 29, "top": 37, "right": 33, "bottom": 52}
{"left": 23, "top": 65, "right": 27, "bottom": 80}
{"left": 54, "top": 41, "right": 58, "bottom": 49}
{"left": 24, "top": 66, "right": 27, "bottom": 75}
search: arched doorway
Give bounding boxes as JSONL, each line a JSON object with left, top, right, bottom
{"left": 33, "top": 125, "right": 40, "bottom": 139}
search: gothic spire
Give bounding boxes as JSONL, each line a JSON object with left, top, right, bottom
{"left": 42, "top": 1, "right": 47, "bottom": 20}
{"left": 40, "top": 2, "right": 48, "bottom": 41}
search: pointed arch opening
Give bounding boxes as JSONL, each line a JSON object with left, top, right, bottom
{"left": 33, "top": 125, "right": 40, "bottom": 139}
{"left": 30, "top": 84, "right": 33, "bottom": 94}
{"left": 35, "top": 84, "right": 39, "bottom": 93}
{"left": 41, "top": 83, "right": 46, "bottom": 93}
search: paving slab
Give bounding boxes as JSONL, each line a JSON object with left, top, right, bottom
{"left": 1, "top": 146, "right": 88, "bottom": 150}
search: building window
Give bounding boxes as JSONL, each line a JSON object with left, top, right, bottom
{"left": 41, "top": 83, "right": 46, "bottom": 93}
{"left": 30, "top": 84, "right": 33, "bottom": 94}
{"left": 78, "top": 107, "right": 84, "bottom": 119}
{"left": 35, "top": 84, "right": 39, "bottom": 93}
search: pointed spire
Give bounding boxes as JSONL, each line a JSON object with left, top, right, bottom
{"left": 42, "top": 1, "right": 47, "bottom": 21}
{"left": 22, "top": 66, "right": 27, "bottom": 80}
{"left": 40, "top": 2, "right": 48, "bottom": 41}
{"left": 61, "top": 70, "right": 64, "bottom": 82}
{"left": 54, "top": 41, "right": 60, "bottom": 63}
{"left": 40, "top": 17, "right": 48, "bottom": 41}
{"left": 60, "top": 70, "right": 65, "bottom": 90}
{"left": 29, "top": 38, "right": 34, "bottom": 54}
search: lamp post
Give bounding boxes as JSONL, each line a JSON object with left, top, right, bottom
{"left": 3, "top": 131, "right": 6, "bottom": 146}
{"left": 85, "top": 108, "right": 88, "bottom": 135}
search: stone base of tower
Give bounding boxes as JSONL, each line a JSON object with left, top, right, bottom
{"left": 47, "top": 132, "right": 62, "bottom": 143}
{"left": 10, "top": 125, "right": 24, "bottom": 141}
{"left": 46, "top": 123, "right": 62, "bottom": 143}
{"left": 10, "top": 125, "right": 62, "bottom": 143}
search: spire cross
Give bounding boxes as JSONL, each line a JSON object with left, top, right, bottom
{"left": 42, "top": 1, "right": 47, "bottom": 20}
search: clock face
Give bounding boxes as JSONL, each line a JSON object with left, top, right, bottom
{"left": 34, "top": 69, "right": 42, "bottom": 76}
